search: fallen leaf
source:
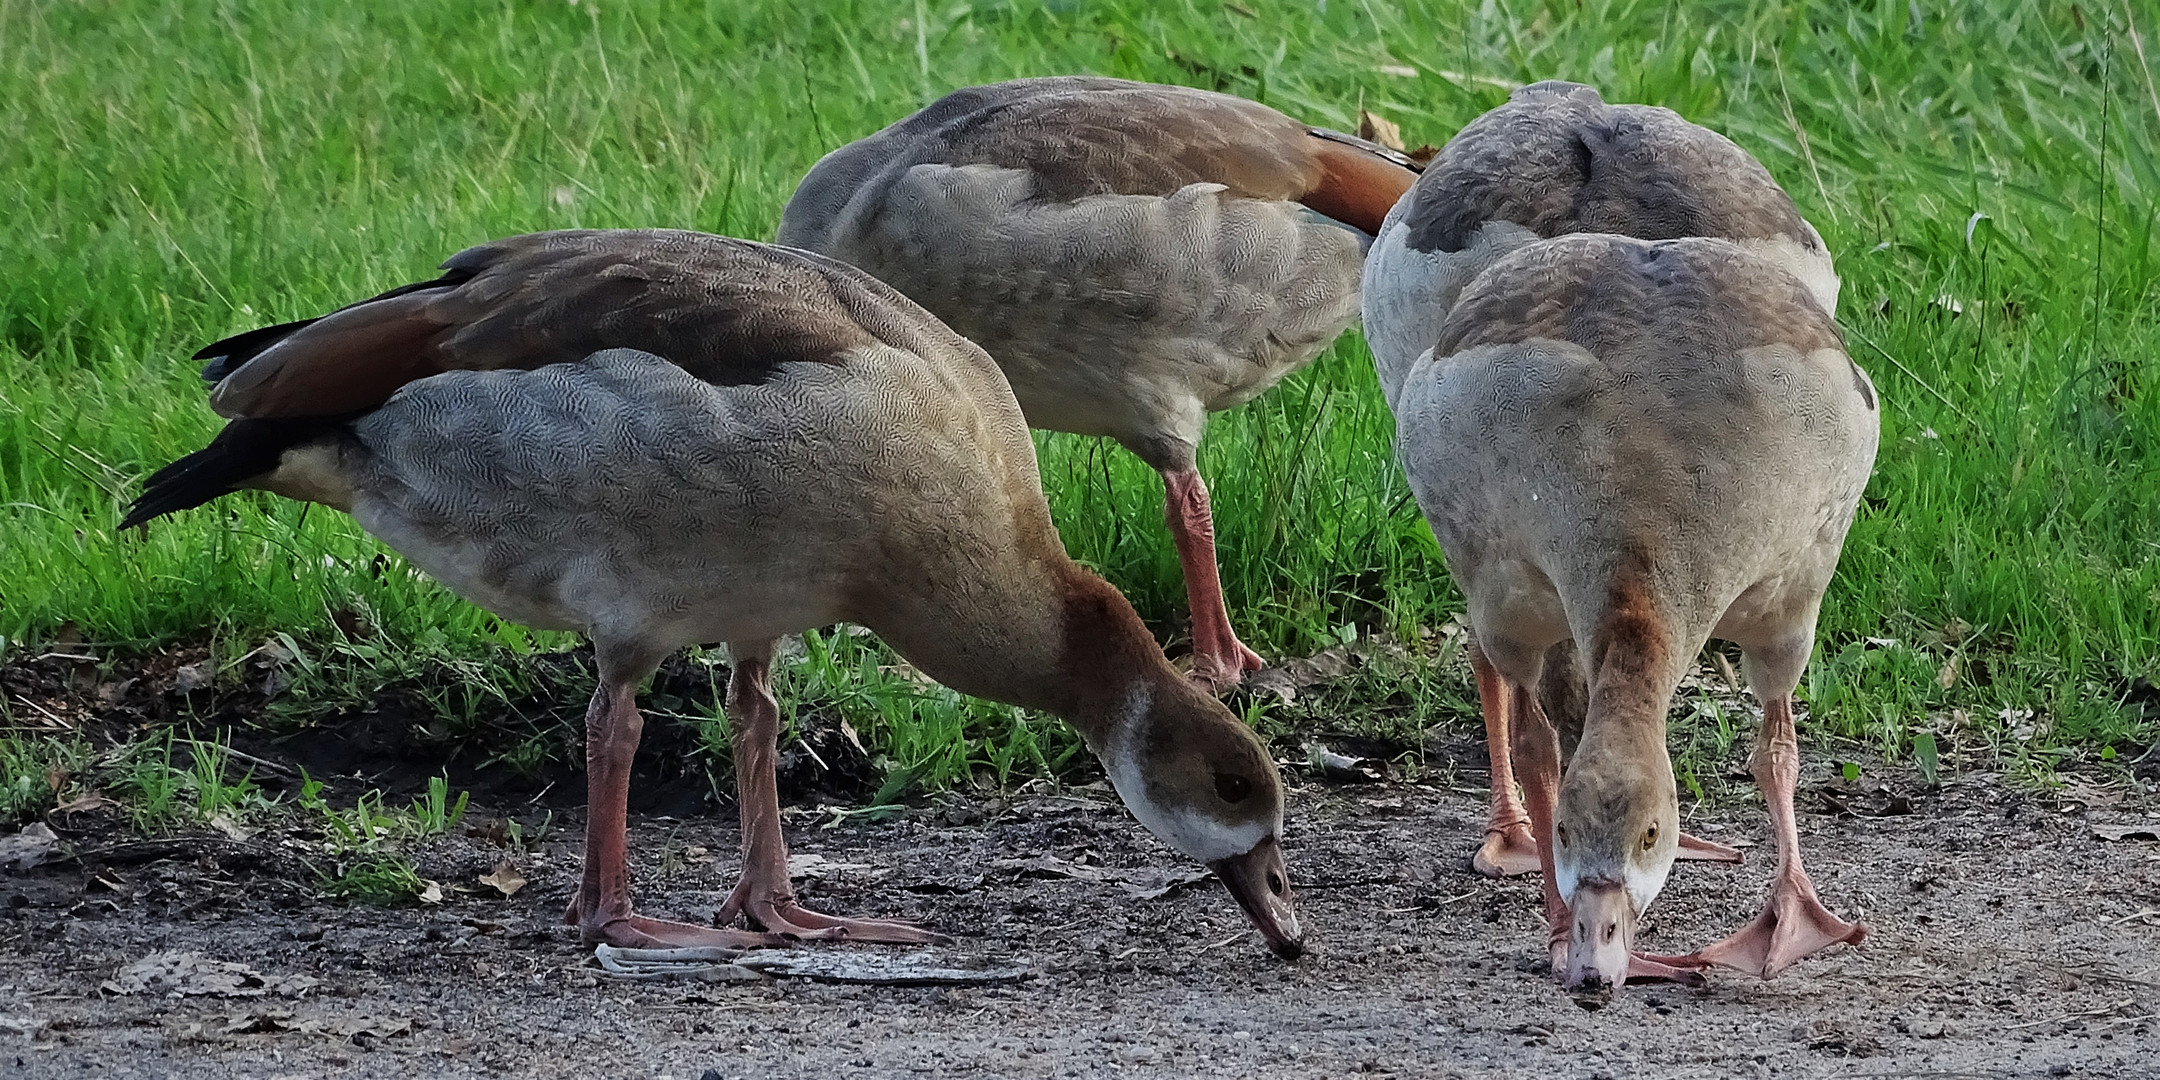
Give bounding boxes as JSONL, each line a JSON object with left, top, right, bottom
{"left": 478, "top": 859, "right": 526, "bottom": 897}
{"left": 466, "top": 818, "right": 511, "bottom": 846}
{"left": 52, "top": 791, "right": 118, "bottom": 816}
{"left": 418, "top": 879, "right": 445, "bottom": 904}
{"left": 103, "top": 952, "right": 320, "bottom": 998}
{"left": 331, "top": 1015, "right": 413, "bottom": 1039}
{"left": 0, "top": 1014, "right": 46, "bottom": 1039}
{"left": 0, "top": 823, "right": 61, "bottom": 870}
{"left": 1245, "top": 667, "right": 1301, "bottom": 705}
{"left": 207, "top": 812, "right": 256, "bottom": 843}
{"left": 787, "top": 853, "right": 873, "bottom": 879}
{"left": 2092, "top": 818, "right": 2159, "bottom": 842}
{"left": 901, "top": 874, "right": 985, "bottom": 895}
{"left": 1118, "top": 867, "right": 1212, "bottom": 900}
{"left": 221, "top": 1010, "right": 298, "bottom": 1036}
{"left": 993, "top": 854, "right": 1113, "bottom": 884}
{"left": 168, "top": 661, "right": 214, "bottom": 694}
{"left": 1356, "top": 109, "right": 1406, "bottom": 152}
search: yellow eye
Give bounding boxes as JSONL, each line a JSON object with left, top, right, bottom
{"left": 1642, "top": 824, "right": 1660, "bottom": 851}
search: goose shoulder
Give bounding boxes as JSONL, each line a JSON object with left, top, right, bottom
{"left": 1364, "top": 81, "right": 1836, "bottom": 407}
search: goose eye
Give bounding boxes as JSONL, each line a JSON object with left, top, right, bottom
{"left": 1642, "top": 823, "right": 1660, "bottom": 851}
{"left": 1214, "top": 772, "right": 1252, "bottom": 804}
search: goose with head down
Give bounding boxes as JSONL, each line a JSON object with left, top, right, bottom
{"left": 1363, "top": 80, "right": 1837, "bottom": 878}
{"left": 779, "top": 77, "right": 1421, "bottom": 690}
{"left": 1392, "top": 233, "right": 1875, "bottom": 990}
{"left": 122, "top": 230, "right": 1304, "bottom": 961}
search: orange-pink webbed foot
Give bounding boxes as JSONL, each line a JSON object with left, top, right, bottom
{"left": 1188, "top": 638, "right": 1266, "bottom": 692}
{"left": 1687, "top": 869, "right": 1867, "bottom": 978}
{"left": 563, "top": 892, "right": 785, "bottom": 950}
{"left": 1472, "top": 817, "right": 1543, "bottom": 878}
{"left": 714, "top": 875, "right": 950, "bottom": 945}
{"left": 1677, "top": 831, "right": 1745, "bottom": 863}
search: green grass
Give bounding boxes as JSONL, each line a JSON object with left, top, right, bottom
{"left": 1, "top": 0, "right": 2155, "bottom": 793}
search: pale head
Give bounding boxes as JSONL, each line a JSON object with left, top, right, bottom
{"left": 1100, "top": 681, "right": 1302, "bottom": 958}
{"left": 1551, "top": 737, "right": 1680, "bottom": 990}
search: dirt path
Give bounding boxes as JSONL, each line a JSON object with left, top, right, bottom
{"left": 4, "top": 764, "right": 2157, "bottom": 1079}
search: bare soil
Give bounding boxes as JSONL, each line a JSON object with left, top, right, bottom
{"left": 5, "top": 746, "right": 2158, "bottom": 1080}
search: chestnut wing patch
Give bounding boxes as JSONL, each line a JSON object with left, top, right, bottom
{"left": 204, "top": 231, "right": 879, "bottom": 421}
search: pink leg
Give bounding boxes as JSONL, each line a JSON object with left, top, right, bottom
{"left": 1677, "top": 832, "right": 1745, "bottom": 863}
{"left": 564, "top": 680, "right": 782, "bottom": 949}
{"left": 1686, "top": 694, "right": 1867, "bottom": 978}
{"left": 1161, "top": 466, "right": 1264, "bottom": 691}
{"left": 1488, "top": 660, "right": 1571, "bottom": 972}
{"left": 1471, "top": 657, "right": 1540, "bottom": 878}
{"left": 710, "top": 646, "right": 946, "bottom": 944}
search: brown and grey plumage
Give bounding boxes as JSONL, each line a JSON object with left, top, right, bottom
{"left": 1395, "top": 233, "right": 1876, "bottom": 991}
{"left": 1362, "top": 80, "right": 1838, "bottom": 879}
{"left": 778, "top": 77, "right": 1421, "bottom": 689}
{"left": 126, "top": 230, "right": 1304, "bottom": 960}
{"left": 1363, "top": 80, "right": 1838, "bottom": 412}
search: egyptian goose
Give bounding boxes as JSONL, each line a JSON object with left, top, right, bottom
{"left": 1392, "top": 233, "right": 1875, "bottom": 988}
{"left": 778, "top": 77, "right": 1421, "bottom": 689}
{"left": 1363, "top": 80, "right": 1837, "bottom": 877}
{"left": 122, "top": 230, "right": 1304, "bottom": 960}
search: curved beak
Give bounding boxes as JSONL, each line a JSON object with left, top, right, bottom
{"left": 1210, "top": 834, "right": 1305, "bottom": 960}
{"left": 1563, "top": 881, "right": 1634, "bottom": 992}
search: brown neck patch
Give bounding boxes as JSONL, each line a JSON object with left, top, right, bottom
{"left": 1585, "top": 550, "right": 1681, "bottom": 719}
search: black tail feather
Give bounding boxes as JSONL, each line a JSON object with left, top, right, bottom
{"left": 120, "top": 417, "right": 344, "bottom": 530}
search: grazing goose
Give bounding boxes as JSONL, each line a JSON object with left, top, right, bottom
{"left": 122, "top": 230, "right": 1304, "bottom": 960}
{"left": 1393, "top": 234, "right": 1875, "bottom": 988}
{"left": 778, "top": 77, "right": 1421, "bottom": 689}
{"left": 1363, "top": 80, "right": 1836, "bottom": 877}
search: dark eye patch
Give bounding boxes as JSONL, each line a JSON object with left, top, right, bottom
{"left": 1214, "top": 772, "right": 1252, "bottom": 804}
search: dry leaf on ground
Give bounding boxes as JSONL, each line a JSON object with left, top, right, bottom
{"left": 0, "top": 823, "right": 61, "bottom": 870}
{"left": 479, "top": 858, "right": 526, "bottom": 896}
{"left": 103, "top": 952, "right": 320, "bottom": 998}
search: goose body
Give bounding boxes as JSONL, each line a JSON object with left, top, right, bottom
{"left": 780, "top": 77, "right": 1420, "bottom": 687}
{"left": 127, "top": 230, "right": 1303, "bottom": 959}
{"left": 1363, "top": 81, "right": 1839, "bottom": 878}
{"left": 1395, "top": 233, "right": 1876, "bottom": 988}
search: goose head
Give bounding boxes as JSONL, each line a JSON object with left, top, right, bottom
{"left": 1099, "top": 680, "right": 1303, "bottom": 959}
{"left": 1550, "top": 733, "right": 1681, "bottom": 991}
